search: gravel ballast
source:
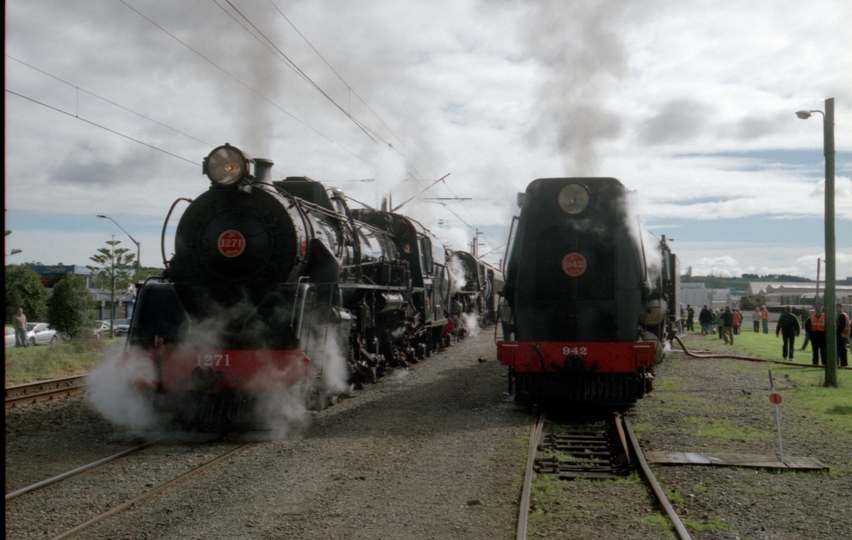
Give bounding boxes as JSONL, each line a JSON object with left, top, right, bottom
{"left": 5, "top": 331, "right": 851, "bottom": 539}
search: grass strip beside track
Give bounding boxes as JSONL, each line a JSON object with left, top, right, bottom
{"left": 4, "top": 338, "right": 123, "bottom": 386}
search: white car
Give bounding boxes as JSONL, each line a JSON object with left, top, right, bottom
{"left": 26, "top": 322, "right": 59, "bottom": 346}
{"left": 5, "top": 327, "right": 16, "bottom": 348}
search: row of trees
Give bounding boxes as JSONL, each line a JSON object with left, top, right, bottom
{"left": 5, "top": 239, "right": 141, "bottom": 339}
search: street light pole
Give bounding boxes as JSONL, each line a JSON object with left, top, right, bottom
{"left": 97, "top": 215, "right": 141, "bottom": 282}
{"left": 796, "top": 97, "right": 836, "bottom": 387}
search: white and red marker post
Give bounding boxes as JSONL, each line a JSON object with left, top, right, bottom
{"left": 768, "top": 370, "right": 784, "bottom": 462}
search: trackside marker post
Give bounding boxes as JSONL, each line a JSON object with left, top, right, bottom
{"left": 768, "top": 370, "right": 784, "bottom": 462}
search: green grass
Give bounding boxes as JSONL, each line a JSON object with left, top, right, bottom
{"left": 4, "top": 337, "right": 123, "bottom": 385}
{"left": 641, "top": 514, "right": 672, "bottom": 529}
{"left": 678, "top": 333, "right": 852, "bottom": 438}
{"left": 683, "top": 514, "right": 734, "bottom": 532}
{"left": 694, "top": 419, "right": 770, "bottom": 442}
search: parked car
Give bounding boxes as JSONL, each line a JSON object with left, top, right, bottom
{"left": 92, "top": 321, "right": 111, "bottom": 339}
{"left": 113, "top": 319, "right": 131, "bottom": 336}
{"left": 5, "top": 327, "right": 16, "bottom": 348}
{"left": 26, "top": 322, "right": 59, "bottom": 346}
{"left": 95, "top": 319, "right": 130, "bottom": 337}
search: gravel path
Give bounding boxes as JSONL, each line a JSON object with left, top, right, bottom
{"left": 6, "top": 332, "right": 530, "bottom": 539}
{"left": 5, "top": 331, "right": 851, "bottom": 539}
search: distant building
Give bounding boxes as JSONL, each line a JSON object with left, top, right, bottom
{"left": 28, "top": 264, "right": 95, "bottom": 288}
{"left": 27, "top": 264, "right": 136, "bottom": 319}
{"left": 742, "top": 282, "right": 852, "bottom": 311}
{"left": 680, "top": 283, "right": 731, "bottom": 310}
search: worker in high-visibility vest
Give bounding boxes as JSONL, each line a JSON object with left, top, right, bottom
{"left": 805, "top": 305, "right": 827, "bottom": 366}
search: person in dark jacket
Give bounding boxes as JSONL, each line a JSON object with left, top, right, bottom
{"left": 775, "top": 305, "right": 801, "bottom": 361}
{"left": 698, "top": 305, "right": 713, "bottom": 335}
{"left": 836, "top": 303, "right": 849, "bottom": 368}
{"left": 806, "top": 305, "right": 827, "bottom": 365}
{"left": 686, "top": 304, "right": 695, "bottom": 332}
{"left": 719, "top": 306, "right": 734, "bottom": 345}
{"left": 799, "top": 307, "right": 811, "bottom": 351}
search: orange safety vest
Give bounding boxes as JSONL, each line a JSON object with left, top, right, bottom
{"left": 839, "top": 312, "right": 851, "bottom": 338}
{"left": 760, "top": 309, "right": 770, "bottom": 321}
{"left": 810, "top": 313, "right": 826, "bottom": 332}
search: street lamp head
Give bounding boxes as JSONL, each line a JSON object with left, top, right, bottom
{"left": 97, "top": 214, "right": 107, "bottom": 218}
{"left": 795, "top": 110, "right": 812, "bottom": 119}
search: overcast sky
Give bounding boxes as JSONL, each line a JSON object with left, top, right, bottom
{"left": 5, "top": 0, "right": 851, "bottom": 279}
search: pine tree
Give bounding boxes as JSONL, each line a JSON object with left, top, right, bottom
{"left": 88, "top": 238, "right": 136, "bottom": 337}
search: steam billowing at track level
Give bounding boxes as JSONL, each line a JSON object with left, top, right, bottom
{"left": 102, "top": 144, "right": 501, "bottom": 432}
{"left": 497, "top": 177, "right": 680, "bottom": 405}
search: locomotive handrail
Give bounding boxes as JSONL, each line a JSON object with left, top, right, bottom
{"left": 161, "top": 197, "right": 193, "bottom": 268}
{"left": 291, "top": 280, "right": 311, "bottom": 339}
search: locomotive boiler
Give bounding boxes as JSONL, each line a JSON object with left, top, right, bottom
{"left": 124, "top": 144, "right": 451, "bottom": 430}
{"left": 496, "top": 177, "right": 679, "bottom": 405}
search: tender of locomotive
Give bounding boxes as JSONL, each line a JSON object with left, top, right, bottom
{"left": 124, "top": 144, "right": 451, "bottom": 430}
{"left": 496, "top": 177, "right": 679, "bottom": 405}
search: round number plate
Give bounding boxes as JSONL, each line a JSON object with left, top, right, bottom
{"left": 562, "top": 253, "right": 587, "bottom": 276}
{"left": 218, "top": 230, "right": 246, "bottom": 258}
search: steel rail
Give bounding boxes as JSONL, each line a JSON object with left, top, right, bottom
{"left": 619, "top": 413, "right": 691, "bottom": 540}
{"left": 50, "top": 443, "right": 252, "bottom": 540}
{"left": 5, "top": 441, "right": 156, "bottom": 501}
{"left": 516, "top": 411, "right": 545, "bottom": 540}
{"left": 5, "top": 375, "right": 89, "bottom": 409}
{"left": 5, "top": 386, "right": 89, "bottom": 409}
{"left": 5, "top": 375, "right": 87, "bottom": 395}
{"left": 612, "top": 411, "right": 632, "bottom": 466}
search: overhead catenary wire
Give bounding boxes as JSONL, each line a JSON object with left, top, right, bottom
{"left": 220, "top": 0, "right": 384, "bottom": 146}
{"left": 115, "top": 1, "right": 492, "bottom": 243}
{"left": 118, "top": 0, "right": 374, "bottom": 167}
{"left": 216, "top": 0, "right": 431, "bottom": 190}
{"left": 6, "top": 89, "right": 199, "bottom": 167}
{"left": 6, "top": 55, "right": 214, "bottom": 148}
{"left": 267, "top": 0, "right": 412, "bottom": 154}
{"left": 219, "top": 0, "right": 446, "bottom": 191}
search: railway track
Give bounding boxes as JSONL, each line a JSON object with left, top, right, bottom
{"left": 5, "top": 436, "right": 252, "bottom": 539}
{"left": 516, "top": 411, "right": 691, "bottom": 540}
{"left": 5, "top": 375, "right": 88, "bottom": 409}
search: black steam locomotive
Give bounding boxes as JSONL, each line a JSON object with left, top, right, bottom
{"left": 124, "top": 144, "right": 453, "bottom": 430}
{"left": 497, "top": 177, "right": 679, "bottom": 405}
{"left": 448, "top": 250, "right": 504, "bottom": 335}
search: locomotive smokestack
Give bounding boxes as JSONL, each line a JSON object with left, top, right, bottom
{"left": 254, "top": 158, "right": 274, "bottom": 185}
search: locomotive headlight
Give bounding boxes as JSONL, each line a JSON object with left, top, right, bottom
{"left": 558, "top": 184, "right": 589, "bottom": 214}
{"left": 203, "top": 144, "right": 251, "bottom": 186}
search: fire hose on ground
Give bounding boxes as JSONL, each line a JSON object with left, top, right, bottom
{"left": 670, "top": 334, "right": 851, "bottom": 371}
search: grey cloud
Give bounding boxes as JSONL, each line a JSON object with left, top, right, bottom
{"left": 718, "top": 114, "right": 789, "bottom": 141}
{"left": 639, "top": 99, "right": 714, "bottom": 145}
{"left": 54, "top": 143, "right": 166, "bottom": 186}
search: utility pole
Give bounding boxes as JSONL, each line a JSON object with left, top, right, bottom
{"left": 797, "top": 98, "right": 836, "bottom": 387}
{"left": 823, "top": 98, "right": 836, "bottom": 387}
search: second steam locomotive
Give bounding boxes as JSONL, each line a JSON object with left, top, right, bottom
{"left": 497, "top": 177, "right": 679, "bottom": 405}
{"left": 122, "top": 144, "right": 501, "bottom": 430}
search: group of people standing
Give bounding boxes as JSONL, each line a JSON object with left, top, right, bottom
{"left": 684, "top": 302, "right": 850, "bottom": 368}
{"left": 689, "top": 304, "right": 741, "bottom": 344}
{"left": 780, "top": 303, "right": 850, "bottom": 368}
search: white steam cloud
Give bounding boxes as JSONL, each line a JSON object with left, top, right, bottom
{"left": 493, "top": 0, "right": 647, "bottom": 175}
{"left": 87, "top": 350, "right": 160, "bottom": 434}
{"left": 462, "top": 312, "right": 481, "bottom": 337}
